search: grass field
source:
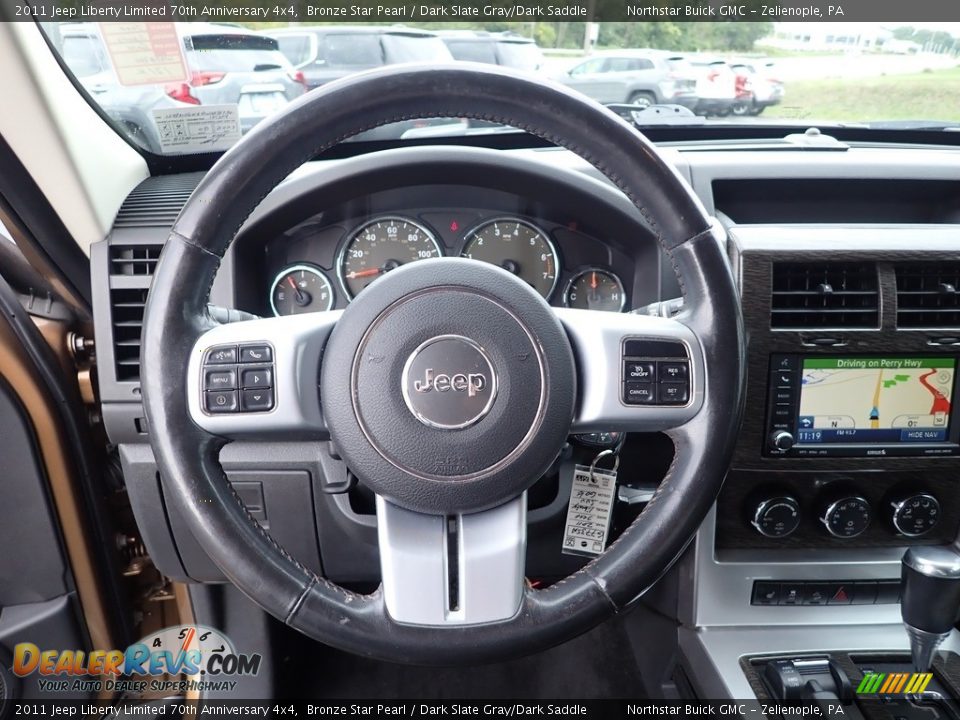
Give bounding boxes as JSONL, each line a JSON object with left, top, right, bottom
{"left": 765, "top": 66, "right": 960, "bottom": 123}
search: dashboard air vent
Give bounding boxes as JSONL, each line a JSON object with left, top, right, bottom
{"left": 113, "top": 173, "right": 203, "bottom": 229}
{"left": 109, "top": 244, "right": 162, "bottom": 275}
{"left": 771, "top": 262, "right": 879, "bottom": 329}
{"left": 896, "top": 263, "right": 960, "bottom": 328}
{"left": 110, "top": 288, "right": 148, "bottom": 381}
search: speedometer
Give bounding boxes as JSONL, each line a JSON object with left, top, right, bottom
{"left": 339, "top": 216, "right": 442, "bottom": 298}
{"left": 461, "top": 218, "right": 559, "bottom": 299}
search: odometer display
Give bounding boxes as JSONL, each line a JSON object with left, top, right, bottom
{"left": 339, "top": 216, "right": 442, "bottom": 298}
{"left": 461, "top": 218, "right": 559, "bottom": 299}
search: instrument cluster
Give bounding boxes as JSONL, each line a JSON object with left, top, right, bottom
{"left": 265, "top": 211, "right": 632, "bottom": 317}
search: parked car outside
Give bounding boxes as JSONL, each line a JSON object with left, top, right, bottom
{"left": 266, "top": 25, "right": 467, "bottom": 140}
{"left": 439, "top": 31, "right": 544, "bottom": 73}
{"left": 729, "top": 59, "right": 785, "bottom": 116}
{"left": 677, "top": 54, "right": 738, "bottom": 116}
{"left": 267, "top": 26, "right": 455, "bottom": 90}
{"left": 557, "top": 50, "right": 698, "bottom": 110}
{"left": 59, "top": 23, "right": 305, "bottom": 153}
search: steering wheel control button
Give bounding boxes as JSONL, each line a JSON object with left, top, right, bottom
{"left": 624, "top": 383, "right": 656, "bottom": 405}
{"left": 205, "top": 345, "right": 238, "bottom": 365}
{"left": 204, "top": 368, "right": 237, "bottom": 391}
{"left": 621, "top": 338, "right": 691, "bottom": 407}
{"left": 658, "top": 361, "right": 688, "bottom": 381}
{"left": 240, "top": 345, "right": 273, "bottom": 363}
{"left": 241, "top": 367, "right": 273, "bottom": 389}
{"left": 624, "top": 361, "right": 655, "bottom": 382}
{"left": 401, "top": 335, "right": 497, "bottom": 430}
{"left": 658, "top": 382, "right": 689, "bottom": 405}
{"left": 241, "top": 389, "right": 275, "bottom": 412}
{"left": 205, "top": 390, "right": 239, "bottom": 413}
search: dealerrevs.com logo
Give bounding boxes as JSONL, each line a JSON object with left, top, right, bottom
{"left": 12, "top": 625, "right": 261, "bottom": 695}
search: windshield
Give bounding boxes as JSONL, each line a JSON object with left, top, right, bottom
{"left": 381, "top": 34, "right": 452, "bottom": 63}
{"left": 497, "top": 42, "right": 544, "bottom": 72}
{"left": 39, "top": 20, "right": 960, "bottom": 156}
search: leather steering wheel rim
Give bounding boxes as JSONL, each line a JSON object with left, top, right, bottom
{"left": 141, "top": 64, "right": 745, "bottom": 665}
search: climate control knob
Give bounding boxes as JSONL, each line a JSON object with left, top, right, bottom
{"left": 891, "top": 493, "right": 940, "bottom": 537}
{"left": 752, "top": 496, "right": 801, "bottom": 538}
{"left": 821, "top": 495, "right": 871, "bottom": 538}
{"left": 768, "top": 430, "right": 795, "bottom": 452}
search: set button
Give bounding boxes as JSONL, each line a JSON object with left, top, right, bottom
{"left": 202, "top": 343, "right": 275, "bottom": 414}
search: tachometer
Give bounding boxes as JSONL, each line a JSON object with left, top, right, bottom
{"left": 460, "top": 218, "right": 559, "bottom": 299}
{"left": 270, "top": 265, "right": 335, "bottom": 316}
{"left": 564, "top": 269, "right": 626, "bottom": 312}
{"left": 339, "top": 216, "right": 442, "bottom": 298}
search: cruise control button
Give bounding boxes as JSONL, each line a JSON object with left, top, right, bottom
{"left": 658, "top": 361, "right": 688, "bottom": 381}
{"left": 206, "top": 345, "right": 238, "bottom": 365}
{"left": 658, "top": 382, "right": 689, "bottom": 405}
{"left": 241, "top": 388, "right": 274, "bottom": 412}
{"left": 205, "top": 390, "right": 238, "bottom": 413}
{"left": 204, "top": 368, "right": 237, "bottom": 391}
{"left": 624, "top": 383, "right": 656, "bottom": 404}
{"left": 624, "top": 361, "right": 655, "bottom": 382}
{"left": 240, "top": 345, "right": 272, "bottom": 363}
{"left": 241, "top": 367, "right": 273, "bottom": 389}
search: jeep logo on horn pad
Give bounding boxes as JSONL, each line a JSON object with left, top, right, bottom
{"left": 402, "top": 335, "right": 498, "bottom": 430}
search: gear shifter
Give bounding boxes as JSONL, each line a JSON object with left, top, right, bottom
{"left": 901, "top": 546, "right": 960, "bottom": 671}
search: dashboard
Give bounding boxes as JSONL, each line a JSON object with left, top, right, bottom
{"left": 94, "top": 141, "right": 960, "bottom": 610}
{"left": 235, "top": 183, "right": 660, "bottom": 319}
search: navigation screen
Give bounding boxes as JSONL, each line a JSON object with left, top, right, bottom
{"left": 796, "top": 357, "right": 955, "bottom": 445}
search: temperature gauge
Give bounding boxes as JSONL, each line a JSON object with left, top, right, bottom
{"left": 270, "top": 265, "right": 335, "bottom": 316}
{"left": 564, "top": 269, "right": 626, "bottom": 312}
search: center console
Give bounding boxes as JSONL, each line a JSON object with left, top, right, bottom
{"left": 677, "top": 220, "right": 960, "bottom": 706}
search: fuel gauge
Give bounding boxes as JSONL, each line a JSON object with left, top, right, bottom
{"left": 564, "top": 269, "right": 626, "bottom": 312}
{"left": 270, "top": 265, "right": 335, "bottom": 316}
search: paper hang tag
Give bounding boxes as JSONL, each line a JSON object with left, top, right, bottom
{"left": 562, "top": 464, "right": 617, "bottom": 557}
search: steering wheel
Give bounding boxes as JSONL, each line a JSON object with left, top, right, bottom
{"left": 141, "top": 65, "right": 745, "bottom": 665}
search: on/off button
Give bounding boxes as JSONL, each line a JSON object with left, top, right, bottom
{"left": 624, "top": 362, "right": 655, "bottom": 382}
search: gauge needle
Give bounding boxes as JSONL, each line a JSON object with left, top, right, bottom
{"left": 287, "top": 276, "right": 305, "bottom": 302}
{"left": 590, "top": 271, "right": 598, "bottom": 290}
{"left": 346, "top": 267, "right": 383, "bottom": 279}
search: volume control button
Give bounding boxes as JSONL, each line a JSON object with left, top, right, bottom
{"left": 769, "top": 430, "right": 795, "bottom": 452}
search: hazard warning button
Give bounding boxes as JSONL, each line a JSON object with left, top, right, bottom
{"left": 826, "top": 583, "right": 853, "bottom": 605}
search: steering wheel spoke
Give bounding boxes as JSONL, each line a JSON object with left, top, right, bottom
{"left": 186, "top": 311, "right": 341, "bottom": 439}
{"left": 377, "top": 494, "right": 527, "bottom": 626}
{"left": 556, "top": 307, "right": 706, "bottom": 433}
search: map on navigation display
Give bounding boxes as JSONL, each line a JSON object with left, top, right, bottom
{"left": 796, "top": 357, "right": 955, "bottom": 444}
